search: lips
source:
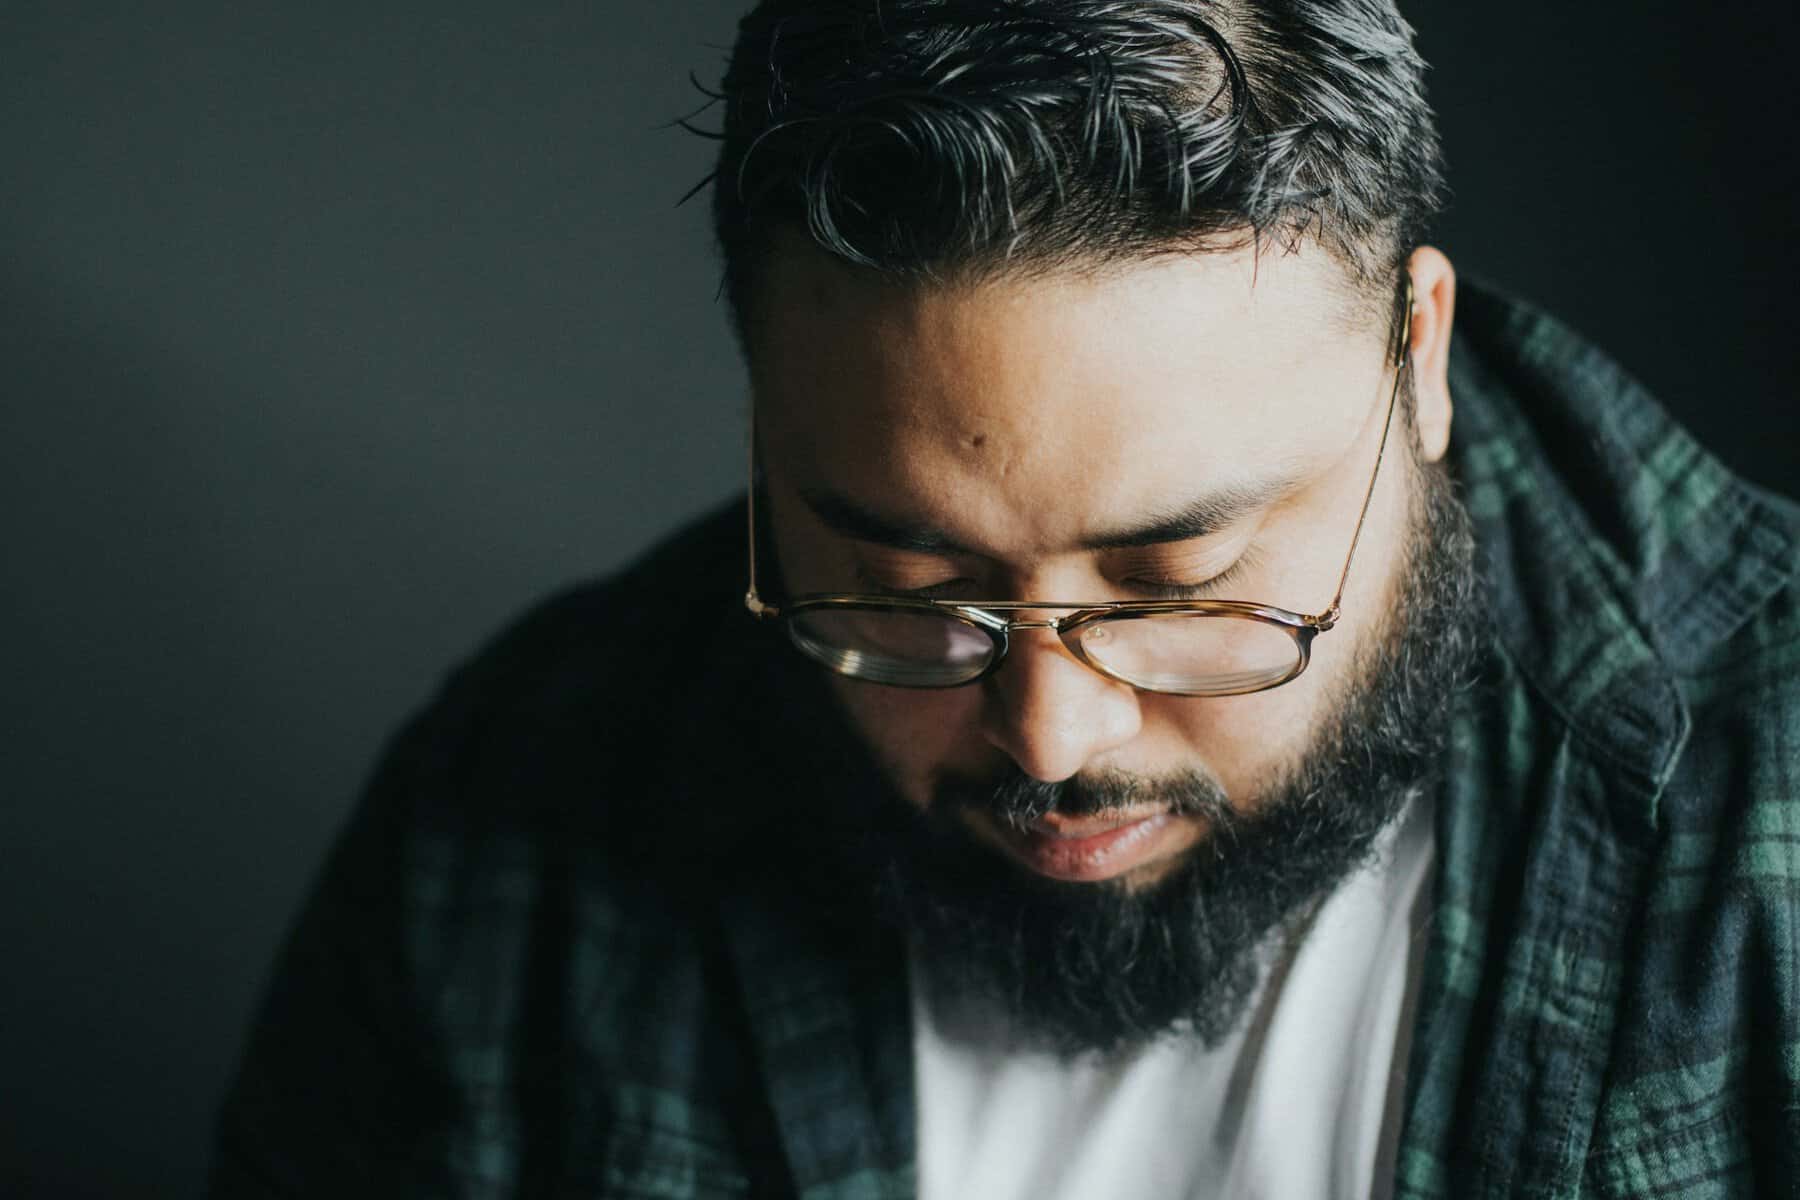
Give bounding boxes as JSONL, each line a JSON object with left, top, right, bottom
{"left": 1027, "top": 809, "right": 1163, "bottom": 839}
{"left": 998, "top": 809, "right": 1179, "bottom": 883}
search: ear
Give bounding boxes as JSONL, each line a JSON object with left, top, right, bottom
{"left": 1404, "top": 247, "right": 1456, "bottom": 463}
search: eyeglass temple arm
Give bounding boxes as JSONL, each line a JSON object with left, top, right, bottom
{"left": 745, "top": 414, "right": 778, "bottom": 618}
{"left": 1317, "top": 279, "right": 1414, "bottom": 628}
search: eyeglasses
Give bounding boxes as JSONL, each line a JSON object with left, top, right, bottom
{"left": 744, "top": 284, "right": 1413, "bottom": 697}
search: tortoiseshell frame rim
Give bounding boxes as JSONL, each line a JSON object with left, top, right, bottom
{"left": 744, "top": 281, "right": 1415, "bottom": 697}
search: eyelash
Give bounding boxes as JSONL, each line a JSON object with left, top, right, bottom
{"left": 1125, "top": 552, "right": 1256, "bottom": 599}
{"left": 856, "top": 551, "right": 1258, "bottom": 601}
{"left": 856, "top": 569, "right": 975, "bottom": 600}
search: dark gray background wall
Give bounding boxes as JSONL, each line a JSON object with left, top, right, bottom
{"left": 3, "top": 3, "right": 1793, "bottom": 1196}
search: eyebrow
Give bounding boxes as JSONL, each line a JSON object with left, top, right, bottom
{"left": 797, "top": 472, "right": 1301, "bottom": 557}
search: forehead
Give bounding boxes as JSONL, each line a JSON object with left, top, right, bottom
{"left": 747, "top": 244, "right": 1381, "bottom": 558}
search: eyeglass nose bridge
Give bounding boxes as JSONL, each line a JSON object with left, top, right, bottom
{"left": 957, "top": 605, "right": 1102, "bottom": 638}
{"left": 954, "top": 607, "right": 1094, "bottom": 674}
{"left": 974, "top": 612, "right": 1092, "bottom": 684}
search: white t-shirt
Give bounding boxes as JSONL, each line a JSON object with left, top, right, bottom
{"left": 911, "top": 794, "right": 1435, "bottom": 1200}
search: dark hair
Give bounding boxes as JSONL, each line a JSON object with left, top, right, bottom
{"left": 698, "top": 0, "right": 1443, "bottom": 330}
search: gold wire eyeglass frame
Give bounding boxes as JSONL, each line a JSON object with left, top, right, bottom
{"left": 744, "top": 285, "right": 1414, "bottom": 697}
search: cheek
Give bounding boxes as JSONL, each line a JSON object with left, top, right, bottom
{"left": 1144, "top": 654, "right": 1336, "bottom": 799}
{"left": 1182, "top": 594, "right": 1389, "bottom": 795}
{"left": 827, "top": 675, "right": 987, "bottom": 807}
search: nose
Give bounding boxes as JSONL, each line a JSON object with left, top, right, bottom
{"left": 978, "top": 625, "right": 1143, "bottom": 783}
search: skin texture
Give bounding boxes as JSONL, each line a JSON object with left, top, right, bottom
{"left": 751, "top": 240, "right": 1457, "bottom": 889}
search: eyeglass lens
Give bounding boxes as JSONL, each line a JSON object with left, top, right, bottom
{"left": 786, "top": 606, "right": 1303, "bottom": 695}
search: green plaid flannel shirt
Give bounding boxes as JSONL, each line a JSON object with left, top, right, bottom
{"left": 211, "top": 282, "right": 1800, "bottom": 1198}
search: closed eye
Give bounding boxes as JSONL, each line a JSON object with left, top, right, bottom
{"left": 1123, "top": 550, "right": 1259, "bottom": 600}
{"left": 856, "top": 553, "right": 1263, "bottom": 601}
{"left": 854, "top": 567, "right": 977, "bottom": 600}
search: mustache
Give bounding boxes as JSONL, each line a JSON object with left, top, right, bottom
{"left": 933, "top": 764, "right": 1234, "bottom": 833}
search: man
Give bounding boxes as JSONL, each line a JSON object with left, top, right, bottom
{"left": 211, "top": 1, "right": 1800, "bottom": 1197}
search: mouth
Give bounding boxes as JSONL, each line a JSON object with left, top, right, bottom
{"left": 985, "top": 807, "right": 1186, "bottom": 883}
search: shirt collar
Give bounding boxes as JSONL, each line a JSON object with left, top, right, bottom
{"left": 1448, "top": 280, "right": 1796, "bottom": 826}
